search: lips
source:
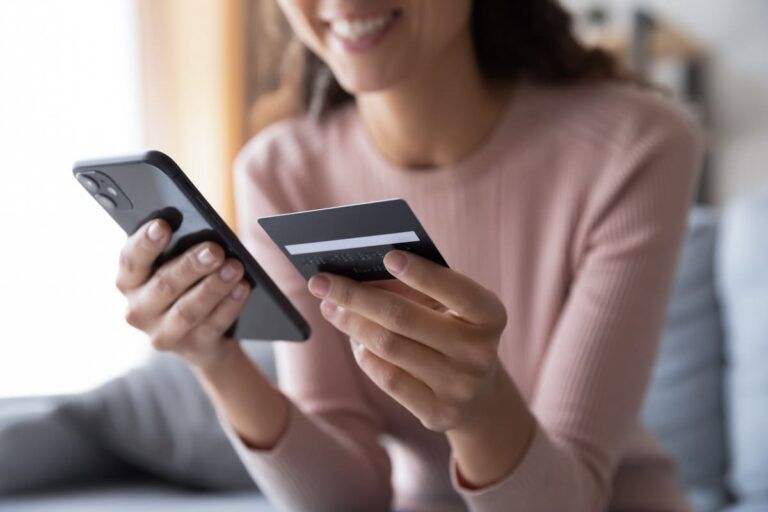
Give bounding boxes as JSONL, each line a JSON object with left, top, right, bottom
{"left": 329, "top": 10, "right": 398, "bottom": 40}
{"left": 322, "top": 8, "right": 402, "bottom": 51}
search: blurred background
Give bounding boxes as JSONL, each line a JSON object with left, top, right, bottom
{"left": 0, "top": 0, "right": 766, "bottom": 398}
{"left": 0, "top": 1, "right": 767, "bottom": 510}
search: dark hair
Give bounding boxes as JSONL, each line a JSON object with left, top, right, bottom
{"left": 256, "top": 0, "right": 633, "bottom": 120}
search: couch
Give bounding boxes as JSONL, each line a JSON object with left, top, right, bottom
{"left": 1, "top": 191, "right": 767, "bottom": 511}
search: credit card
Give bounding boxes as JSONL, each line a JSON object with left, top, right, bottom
{"left": 258, "top": 198, "right": 448, "bottom": 281}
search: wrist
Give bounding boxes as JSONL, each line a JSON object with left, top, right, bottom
{"left": 450, "top": 366, "right": 515, "bottom": 435}
{"left": 446, "top": 368, "right": 535, "bottom": 488}
{"left": 192, "top": 341, "right": 289, "bottom": 450}
{"left": 192, "top": 338, "right": 245, "bottom": 375}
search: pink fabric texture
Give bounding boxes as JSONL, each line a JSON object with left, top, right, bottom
{"left": 215, "top": 81, "right": 702, "bottom": 511}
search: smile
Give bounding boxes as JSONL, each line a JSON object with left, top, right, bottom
{"left": 323, "top": 8, "right": 402, "bottom": 52}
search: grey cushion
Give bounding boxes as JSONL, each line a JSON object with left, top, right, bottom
{"left": 0, "top": 397, "right": 130, "bottom": 493}
{"left": 641, "top": 207, "right": 728, "bottom": 512}
{"left": 0, "top": 343, "right": 277, "bottom": 494}
{"left": 717, "top": 190, "right": 768, "bottom": 503}
{"left": 1, "top": 480, "right": 272, "bottom": 512}
{"left": 722, "top": 503, "right": 768, "bottom": 512}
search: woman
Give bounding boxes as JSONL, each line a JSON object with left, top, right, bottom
{"left": 116, "top": 1, "right": 701, "bottom": 510}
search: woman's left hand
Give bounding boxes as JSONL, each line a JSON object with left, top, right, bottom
{"left": 307, "top": 250, "right": 509, "bottom": 433}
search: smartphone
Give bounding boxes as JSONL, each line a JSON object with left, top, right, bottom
{"left": 72, "top": 150, "right": 310, "bottom": 342}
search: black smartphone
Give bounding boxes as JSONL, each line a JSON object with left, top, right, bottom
{"left": 72, "top": 150, "right": 310, "bottom": 342}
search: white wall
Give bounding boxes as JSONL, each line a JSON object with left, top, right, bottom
{"left": 0, "top": 0, "right": 149, "bottom": 397}
{"left": 564, "top": 0, "right": 768, "bottom": 204}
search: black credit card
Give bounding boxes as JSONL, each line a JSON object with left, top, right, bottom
{"left": 258, "top": 198, "right": 448, "bottom": 281}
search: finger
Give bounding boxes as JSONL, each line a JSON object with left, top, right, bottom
{"left": 321, "top": 301, "right": 460, "bottom": 394}
{"left": 309, "top": 273, "right": 471, "bottom": 358}
{"left": 351, "top": 342, "right": 443, "bottom": 430}
{"left": 368, "top": 279, "right": 445, "bottom": 311}
{"left": 383, "top": 250, "right": 505, "bottom": 326}
{"left": 116, "top": 219, "right": 171, "bottom": 292}
{"left": 152, "top": 258, "right": 244, "bottom": 346}
{"left": 189, "top": 279, "right": 252, "bottom": 344}
{"left": 138, "top": 241, "right": 226, "bottom": 315}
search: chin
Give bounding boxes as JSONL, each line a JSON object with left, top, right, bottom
{"left": 331, "top": 65, "right": 407, "bottom": 95}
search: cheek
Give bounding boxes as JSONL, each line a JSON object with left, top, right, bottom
{"left": 276, "top": 0, "right": 325, "bottom": 54}
{"left": 417, "top": 0, "right": 472, "bottom": 55}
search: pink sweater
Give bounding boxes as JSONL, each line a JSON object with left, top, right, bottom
{"left": 216, "top": 80, "right": 702, "bottom": 511}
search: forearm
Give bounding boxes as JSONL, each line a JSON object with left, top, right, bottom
{"left": 445, "top": 368, "right": 607, "bottom": 511}
{"left": 193, "top": 341, "right": 289, "bottom": 450}
{"left": 194, "top": 342, "right": 392, "bottom": 511}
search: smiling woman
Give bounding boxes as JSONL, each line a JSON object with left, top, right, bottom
{"left": 169, "top": 1, "right": 702, "bottom": 511}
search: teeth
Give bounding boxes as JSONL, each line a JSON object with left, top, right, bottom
{"left": 329, "top": 12, "right": 395, "bottom": 41}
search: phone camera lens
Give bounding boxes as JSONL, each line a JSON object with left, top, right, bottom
{"left": 77, "top": 174, "right": 99, "bottom": 192}
{"left": 95, "top": 194, "right": 116, "bottom": 211}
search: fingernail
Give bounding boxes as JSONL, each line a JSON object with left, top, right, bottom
{"left": 197, "top": 247, "right": 215, "bottom": 265}
{"left": 320, "top": 300, "right": 338, "bottom": 318}
{"left": 351, "top": 340, "right": 364, "bottom": 358}
{"left": 308, "top": 275, "right": 331, "bottom": 298}
{"left": 384, "top": 251, "right": 408, "bottom": 275}
{"left": 220, "top": 263, "right": 238, "bottom": 281}
{"left": 231, "top": 282, "right": 248, "bottom": 300}
{"left": 147, "top": 220, "right": 165, "bottom": 241}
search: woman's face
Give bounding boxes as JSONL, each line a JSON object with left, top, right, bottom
{"left": 276, "top": 0, "right": 473, "bottom": 93}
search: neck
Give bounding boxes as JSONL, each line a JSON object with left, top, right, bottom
{"left": 355, "top": 32, "right": 512, "bottom": 169}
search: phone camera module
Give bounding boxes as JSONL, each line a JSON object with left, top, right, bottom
{"left": 77, "top": 170, "right": 133, "bottom": 210}
{"left": 95, "top": 194, "right": 117, "bottom": 211}
{"left": 77, "top": 174, "right": 99, "bottom": 192}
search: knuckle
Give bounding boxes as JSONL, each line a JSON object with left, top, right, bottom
{"left": 449, "top": 374, "right": 477, "bottom": 404}
{"left": 412, "top": 268, "right": 433, "bottom": 292}
{"left": 172, "top": 301, "right": 199, "bottom": 327}
{"left": 136, "top": 233, "right": 158, "bottom": 252}
{"left": 118, "top": 247, "right": 136, "bottom": 275}
{"left": 336, "top": 283, "right": 353, "bottom": 307}
{"left": 115, "top": 274, "right": 128, "bottom": 294}
{"left": 382, "top": 300, "right": 409, "bottom": 328}
{"left": 421, "top": 405, "right": 461, "bottom": 432}
{"left": 439, "top": 405, "right": 462, "bottom": 430}
{"left": 373, "top": 329, "right": 399, "bottom": 357}
{"left": 378, "top": 367, "right": 401, "bottom": 394}
{"left": 201, "top": 276, "right": 228, "bottom": 301}
{"left": 226, "top": 260, "right": 245, "bottom": 279}
{"left": 478, "top": 342, "right": 499, "bottom": 368}
{"left": 124, "top": 303, "right": 142, "bottom": 328}
{"left": 194, "top": 321, "right": 223, "bottom": 341}
{"left": 148, "top": 333, "right": 171, "bottom": 352}
{"left": 458, "top": 289, "right": 487, "bottom": 318}
{"left": 352, "top": 340, "right": 368, "bottom": 364}
{"left": 466, "top": 344, "right": 497, "bottom": 375}
{"left": 153, "top": 268, "right": 178, "bottom": 298}
{"left": 182, "top": 249, "right": 203, "bottom": 274}
{"left": 334, "top": 307, "right": 351, "bottom": 330}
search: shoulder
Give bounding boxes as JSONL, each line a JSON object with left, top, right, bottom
{"left": 234, "top": 113, "right": 322, "bottom": 185}
{"left": 525, "top": 81, "right": 704, "bottom": 211}
{"left": 528, "top": 81, "right": 702, "bottom": 157}
{"left": 232, "top": 104, "right": 357, "bottom": 210}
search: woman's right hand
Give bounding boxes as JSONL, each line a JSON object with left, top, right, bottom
{"left": 115, "top": 218, "right": 252, "bottom": 369}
